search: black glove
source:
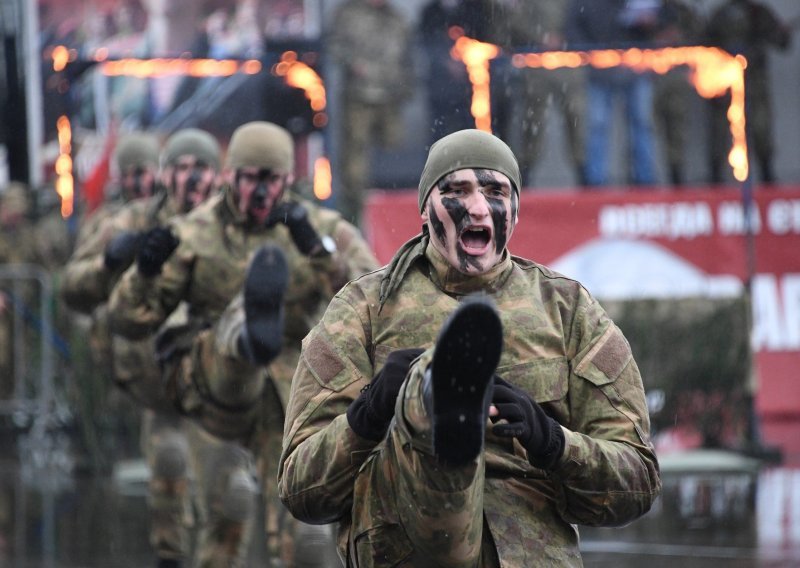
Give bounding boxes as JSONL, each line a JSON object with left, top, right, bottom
{"left": 103, "top": 230, "right": 143, "bottom": 272}
{"left": 266, "top": 201, "right": 323, "bottom": 256}
{"left": 136, "top": 226, "right": 180, "bottom": 278}
{"left": 347, "top": 348, "right": 425, "bottom": 441}
{"left": 491, "top": 376, "right": 565, "bottom": 470}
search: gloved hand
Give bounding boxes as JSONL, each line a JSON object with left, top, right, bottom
{"left": 347, "top": 348, "right": 425, "bottom": 441}
{"left": 136, "top": 226, "right": 180, "bottom": 278}
{"left": 266, "top": 201, "right": 323, "bottom": 256}
{"left": 491, "top": 376, "right": 565, "bottom": 470}
{"left": 103, "top": 230, "right": 142, "bottom": 272}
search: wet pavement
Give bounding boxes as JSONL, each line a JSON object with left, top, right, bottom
{"left": 3, "top": 426, "right": 800, "bottom": 567}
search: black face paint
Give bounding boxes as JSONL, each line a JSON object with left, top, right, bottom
{"left": 474, "top": 169, "right": 512, "bottom": 254}
{"left": 428, "top": 201, "right": 447, "bottom": 248}
{"left": 441, "top": 195, "right": 480, "bottom": 273}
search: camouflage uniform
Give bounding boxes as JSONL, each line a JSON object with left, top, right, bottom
{"left": 279, "top": 130, "right": 660, "bottom": 566}
{"left": 64, "top": 129, "right": 260, "bottom": 566}
{"left": 109, "top": 183, "right": 379, "bottom": 563}
{"left": 706, "top": 0, "right": 791, "bottom": 184}
{"left": 488, "top": 0, "right": 586, "bottom": 186}
{"left": 62, "top": 189, "right": 201, "bottom": 563}
{"left": 653, "top": 0, "right": 703, "bottom": 186}
{"left": 0, "top": 184, "right": 40, "bottom": 401}
{"left": 328, "top": 0, "right": 413, "bottom": 227}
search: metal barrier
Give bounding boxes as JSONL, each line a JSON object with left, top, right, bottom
{"left": 0, "top": 263, "right": 56, "bottom": 432}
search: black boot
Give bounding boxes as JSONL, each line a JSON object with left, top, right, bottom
{"left": 237, "top": 245, "right": 288, "bottom": 365}
{"left": 427, "top": 296, "right": 503, "bottom": 466}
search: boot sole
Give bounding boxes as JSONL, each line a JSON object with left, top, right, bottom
{"left": 243, "top": 245, "right": 288, "bottom": 364}
{"left": 431, "top": 296, "right": 503, "bottom": 466}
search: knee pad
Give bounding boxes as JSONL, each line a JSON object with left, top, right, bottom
{"left": 152, "top": 433, "right": 190, "bottom": 480}
{"left": 220, "top": 469, "right": 258, "bottom": 523}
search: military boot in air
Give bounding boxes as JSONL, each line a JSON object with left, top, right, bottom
{"left": 237, "top": 245, "right": 288, "bottom": 365}
{"left": 425, "top": 295, "right": 503, "bottom": 466}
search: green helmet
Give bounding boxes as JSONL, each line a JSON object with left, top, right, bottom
{"left": 114, "top": 132, "right": 160, "bottom": 172}
{"left": 417, "top": 129, "right": 521, "bottom": 213}
{"left": 161, "top": 128, "right": 221, "bottom": 171}
{"left": 225, "top": 121, "right": 294, "bottom": 174}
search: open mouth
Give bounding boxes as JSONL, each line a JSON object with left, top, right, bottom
{"left": 459, "top": 225, "right": 492, "bottom": 254}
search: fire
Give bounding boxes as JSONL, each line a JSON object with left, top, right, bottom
{"left": 55, "top": 115, "right": 74, "bottom": 218}
{"left": 271, "top": 51, "right": 327, "bottom": 129}
{"left": 99, "top": 57, "right": 262, "bottom": 77}
{"left": 453, "top": 39, "right": 750, "bottom": 182}
{"left": 313, "top": 157, "right": 332, "bottom": 201}
{"left": 450, "top": 36, "right": 500, "bottom": 132}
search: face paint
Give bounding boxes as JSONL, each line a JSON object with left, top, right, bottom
{"left": 441, "top": 195, "right": 482, "bottom": 272}
{"left": 423, "top": 168, "right": 513, "bottom": 276}
{"left": 474, "top": 168, "right": 513, "bottom": 254}
{"left": 427, "top": 201, "right": 447, "bottom": 248}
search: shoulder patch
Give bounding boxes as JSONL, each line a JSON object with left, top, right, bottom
{"left": 589, "top": 325, "right": 632, "bottom": 381}
{"left": 304, "top": 333, "right": 346, "bottom": 386}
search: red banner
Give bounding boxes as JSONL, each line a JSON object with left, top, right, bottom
{"left": 364, "top": 186, "right": 800, "bottom": 453}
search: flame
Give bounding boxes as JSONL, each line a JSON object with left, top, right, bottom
{"left": 55, "top": 115, "right": 74, "bottom": 218}
{"left": 99, "top": 57, "right": 261, "bottom": 77}
{"left": 271, "top": 51, "right": 327, "bottom": 130}
{"left": 52, "top": 45, "right": 70, "bottom": 72}
{"left": 313, "top": 157, "right": 332, "bottom": 201}
{"left": 454, "top": 39, "right": 749, "bottom": 182}
{"left": 451, "top": 37, "right": 500, "bottom": 132}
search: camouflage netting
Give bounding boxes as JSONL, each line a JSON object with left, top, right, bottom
{"left": 601, "top": 296, "right": 752, "bottom": 448}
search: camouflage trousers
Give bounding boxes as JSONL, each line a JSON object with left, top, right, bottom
{"left": 183, "top": 301, "right": 338, "bottom": 566}
{"left": 337, "top": 99, "right": 404, "bottom": 227}
{"left": 142, "top": 410, "right": 257, "bottom": 567}
{"left": 142, "top": 410, "right": 195, "bottom": 562}
{"left": 189, "top": 425, "right": 258, "bottom": 568}
{"left": 348, "top": 352, "right": 501, "bottom": 568}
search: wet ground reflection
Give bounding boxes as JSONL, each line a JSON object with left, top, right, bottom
{"left": 3, "top": 430, "right": 800, "bottom": 567}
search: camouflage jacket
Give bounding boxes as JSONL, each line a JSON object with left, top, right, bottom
{"left": 280, "top": 244, "right": 661, "bottom": 563}
{"left": 328, "top": 0, "right": 413, "bottom": 104}
{"left": 61, "top": 191, "right": 175, "bottom": 314}
{"left": 108, "top": 187, "right": 379, "bottom": 393}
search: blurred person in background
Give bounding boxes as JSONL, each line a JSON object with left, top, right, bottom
{"left": 108, "top": 121, "right": 379, "bottom": 566}
{"left": 0, "top": 183, "right": 38, "bottom": 402}
{"left": 706, "top": 0, "right": 792, "bottom": 185}
{"left": 566, "top": 0, "right": 660, "bottom": 187}
{"left": 488, "top": 0, "right": 586, "bottom": 187}
{"left": 417, "top": 0, "right": 489, "bottom": 142}
{"left": 58, "top": 131, "right": 160, "bottom": 472}
{"left": 62, "top": 128, "right": 258, "bottom": 568}
{"left": 652, "top": 0, "right": 704, "bottom": 186}
{"left": 328, "top": 0, "right": 414, "bottom": 227}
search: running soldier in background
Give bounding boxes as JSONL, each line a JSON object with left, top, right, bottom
{"left": 108, "top": 121, "right": 379, "bottom": 566}
{"left": 706, "top": 0, "right": 792, "bottom": 184}
{"left": 59, "top": 132, "right": 160, "bottom": 468}
{"left": 62, "top": 129, "right": 257, "bottom": 568}
{"left": 328, "top": 0, "right": 413, "bottom": 227}
{"left": 0, "top": 183, "right": 39, "bottom": 401}
{"left": 279, "top": 129, "right": 660, "bottom": 566}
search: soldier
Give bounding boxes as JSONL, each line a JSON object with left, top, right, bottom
{"left": 279, "top": 129, "right": 661, "bottom": 566}
{"left": 91, "top": 131, "right": 160, "bottom": 233}
{"left": 108, "top": 121, "right": 379, "bottom": 565}
{"left": 57, "top": 132, "right": 160, "bottom": 465}
{"left": 0, "top": 183, "right": 39, "bottom": 401}
{"left": 706, "top": 0, "right": 791, "bottom": 184}
{"left": 62, "top": 128, "right": 254, "bottom": 568}
{"left": 651, "top": 0, "right": 703, "bottom": 187}
{"left": 328, "top": 0, "right": 413, "bottom": 227}
{"left": 488, "top": 0, "right": 586, "bottom": 187}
